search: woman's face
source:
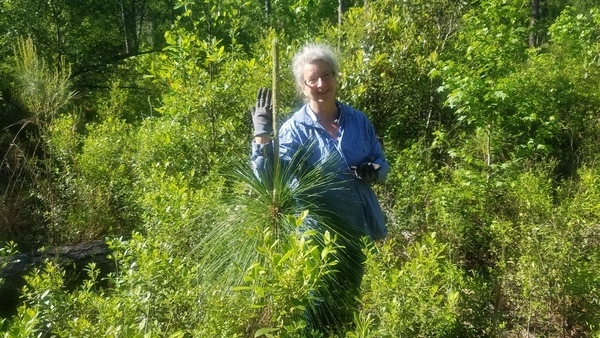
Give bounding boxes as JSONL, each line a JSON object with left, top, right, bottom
{"left": 301, "top": 59, "right": 336, "bottom": 105}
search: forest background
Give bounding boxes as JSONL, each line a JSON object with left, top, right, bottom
{"left": 1, "top": 0, "right": 600, "bottom": 336}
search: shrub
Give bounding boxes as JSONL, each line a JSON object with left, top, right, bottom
{"left": 359, "top": 234, "right": 466, "bottom": 337}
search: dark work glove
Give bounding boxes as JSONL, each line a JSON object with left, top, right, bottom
{"left": 251, "top": 87, "right": 272, "bottom": 136}
{"left": 355, "top": 162, "right": 381, "bottom": 184}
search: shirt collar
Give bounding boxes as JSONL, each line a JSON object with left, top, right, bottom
{"left": 305, "top": 102, "right": 343, "bottom": 123}
{"left": 305, "top": 105, "right": 320, "bottom": 123}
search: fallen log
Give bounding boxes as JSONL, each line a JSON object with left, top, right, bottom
{"left": 0, "top": 240, "right": 113, "bottom": 319}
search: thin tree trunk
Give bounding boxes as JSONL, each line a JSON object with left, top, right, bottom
{"left": 529, "top": 0, "right": 540, "bottom": 47}
{"left": 338, "top": 0, "right": 342, "bottom": 25}
{"left": 120, "top": 0, "right": 130, "bottom": 54}
{"left": 136, "top": 0, "right": 147, "bottom": 53}
{"left": 121, "top": 0, "right": 142, "bottom": 54}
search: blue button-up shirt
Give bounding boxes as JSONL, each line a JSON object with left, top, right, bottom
{"left": 252, "top": 102, "right": 389, "bottom": 240}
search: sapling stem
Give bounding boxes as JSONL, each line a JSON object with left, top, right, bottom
{"left": 271, "top": 37, "right": 280, "bottom": 237}
{"left": 272, "top": 37, "right": 279, "bottom": 164}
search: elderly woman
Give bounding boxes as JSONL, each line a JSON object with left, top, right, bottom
{"left": 250, "top": 42, "right": 389, "bottom": 331}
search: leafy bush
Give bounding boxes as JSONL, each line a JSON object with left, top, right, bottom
{"left": 359, "top": 234, "right": 468, "bottom": 337}
{"left": 489, "top": 166, "right": 600, "bottom": 336}
{"left": 235, "top": 226, "right": 340, "bottom": 337}
{"left": 1, "top": 222, "right": 345, "bottom": 337}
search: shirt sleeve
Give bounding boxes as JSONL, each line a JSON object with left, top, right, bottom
{"left": 251, "top": 140, "right": 274, "bottom": 175}
{"left": 370, "top": 136, "right": 389, "bottom": 183}
{"left": 250, "top": 121, "right": 299, "bottom": 177}
{"left": 365, "top": 118, "right": 389, "bottom": 183}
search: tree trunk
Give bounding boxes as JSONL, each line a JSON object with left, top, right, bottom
{"left": 338, "top": 0, "right": 343, "bottom": 25}
{"left": 529, "top": 0, "right": 540, "bottom": 47}
{"left": 136, "top": 0, "right": 147, "bottom": 52}
{"left": 120, "top": 0, "right": 130, "bottom": 53}
{"left": 0, "top": 240, "right": 113, "bottom": 318}
{"left": 265, "top": 0, "right": 270, "bottom": 17}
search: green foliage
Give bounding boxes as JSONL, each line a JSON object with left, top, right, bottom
{"left": 134, "top": 166, "right": 226, "bottom": 253}
{"left": 0, "top": 36, "right": 77, "bottom": 247}
{"left": 192, "top": 142, "right": 346, "bottom": 289}
{"left": 334, "top": 0, "right": 469, "bottom": 151}
{"left": 40, "top": 115, "right": 135, "bottom": 243}
{"left": 0, "top": 241, "right": 18, "bottom": 288}
{"left": 435, "top": 0, "right": 531, "bottom": 163}
{"left": 359, "top": 234, "right": 466, "bottom": 337}
{"left": 1, "top": 307, "right": 39, "bottom": 338}
{"left": 1, "top": 218, "right": 343, "bottom": 337}
{"left": 436, "top": 2, "right": 600, "bottom": 178}
{"left": 488, "top": 166, "right": 600, "bottom": 336}
{"left": 266, "top": 0, "right": 339, "bottom": 40}
{"left": 2, "top": 235, "right": 202, "bottom": 336}
{"left": 13, "top": 37, "right": 75, "bottom": 122}
{"left": 236, "top": 226, "right": 339, "bottom": 337}
{"left": 549, "top": 6, "right": 600, "bottom": 61}
{"left": 3, "top": 1, "right": 600, "bottom": 337}
{"left": 144, "top": 30, "right": 269, "bottom": 169}
{"left": 385, "top": 140, "right": 438, "bottom": 237}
